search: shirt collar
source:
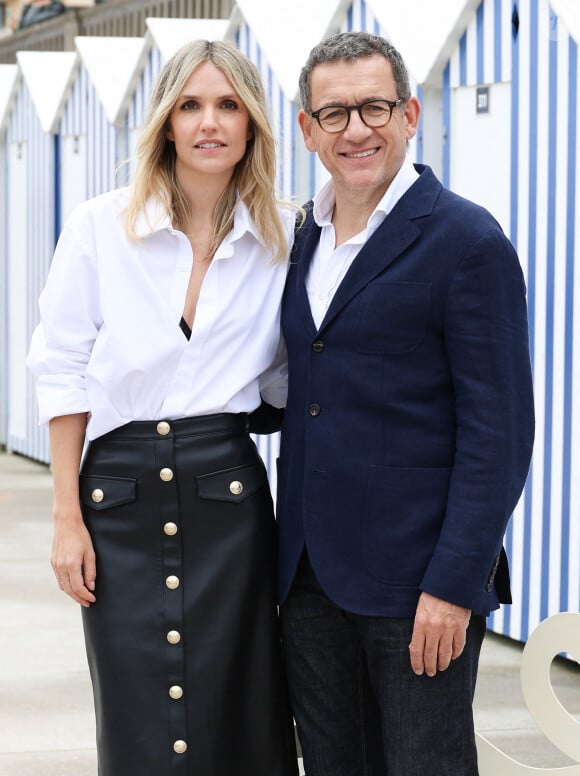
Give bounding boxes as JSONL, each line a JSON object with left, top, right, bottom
{"left": 133, "top": 194, "right": 263, "bottom": 253}
{"left": 311, "top": 155, "right": 419, "bottom": 230}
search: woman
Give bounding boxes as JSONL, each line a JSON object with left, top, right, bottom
{"left": 27, "top": 40, "right": 297, "bottom": 776}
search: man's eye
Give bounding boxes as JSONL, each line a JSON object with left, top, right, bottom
{"left": 322, "top": 108, "right": 345, "bottom": 122}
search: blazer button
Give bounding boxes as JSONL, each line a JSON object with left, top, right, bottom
{"left": 309, "top": 403, "right": 321, "bottom": 416}
{"left": 312, "top": 339, "right": 324, "bottom": 352}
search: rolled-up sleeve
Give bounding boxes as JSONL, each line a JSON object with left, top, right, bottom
{"left": 26, "top": 205, "right": 102, "bottom": 425}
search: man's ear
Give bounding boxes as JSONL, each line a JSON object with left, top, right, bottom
{"left": 403, "top": 97, "right": 421, "bottom": 141}
{"left": 298, "top": 109, "right": 317, "bottom": 152}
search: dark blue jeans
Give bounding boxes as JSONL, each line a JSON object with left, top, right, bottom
{"left": 280, "top": 551, "right": 485, "bottom": 776}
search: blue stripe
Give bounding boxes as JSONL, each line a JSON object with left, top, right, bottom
{"left": 494, "top": 0, "right": 502, "bottom": 81}
{"left": 476, "top": 2, "right": 484, "bottom": 84}
{"left": 459, "top": 31, "right": 467, "bottom": 86}
{"left": 520, "top": 0, "right": 539, "bottom": 640}
{"left": 53, "top": 134, "right": 61, "bottom": 246}
{"left": 508, "top": 0, "right": 521, "bottom": 638}
{"left": 541, "top": 9, "right": 558, "bottom": 621}
{"left": 416, "top": 85, "right": 424, "bottom": 164}
{"left": 374, "top": 17, "right": 380, "bottom": 35}
{"left": 360, "top": 0, "right": 366, "bottom": 30}
{"left": 309, "top": 151, "right": 316, "bottom": 199}
{"left": 278, "top": 85, "right": 284, "bottom": 192}
{"left": 347, "top": 5, "right": 353, "bottom": 29}
{"left": 442, "top": 63, "right": 450, "bottom": 187}
{"left": 291, "top": 103, "right": 296, "bottom": 197}
{"left": 560, "top": 36, "right": 577, "bottom": 611}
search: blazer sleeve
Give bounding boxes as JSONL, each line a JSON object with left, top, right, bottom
{"left": 419, "top": 226, "right": 534, "bottom": 614}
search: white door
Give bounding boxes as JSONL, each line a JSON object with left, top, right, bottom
{"left": 450, "top": 82, "right": 511, "bottom": 235}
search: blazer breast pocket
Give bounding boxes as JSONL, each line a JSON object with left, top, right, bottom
{"left": 355, "top": 281, "right": 431, "bottom": 354}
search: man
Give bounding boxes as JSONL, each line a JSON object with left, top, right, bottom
{"left": 277, "top": 31, "right": 534, "bottom": 775}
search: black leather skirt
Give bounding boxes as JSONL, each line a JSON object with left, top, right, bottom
{"left": 79, "top": 414, "right": 297, "bottom": 776}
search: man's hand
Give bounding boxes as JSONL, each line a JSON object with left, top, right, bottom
{"left": 409, "top": 592, "right": 471, "bottom": 677}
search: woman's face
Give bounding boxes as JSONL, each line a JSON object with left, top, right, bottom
{"left": 166, "top": 60, "right": 252, "bottom": 189}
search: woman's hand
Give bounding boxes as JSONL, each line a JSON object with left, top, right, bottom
{"left": 48, "top": 413, "right": 94, "bottom": 606}
{"left": 51, "top": 509, "right": 96, "bottom": 606}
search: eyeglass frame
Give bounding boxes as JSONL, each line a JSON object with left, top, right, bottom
{"left": 309, "top": 98, "right": 404, "bottom": 133}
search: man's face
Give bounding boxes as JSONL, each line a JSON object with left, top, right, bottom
{"left": 298, "top": 54, "right": 420, "bottom": 198}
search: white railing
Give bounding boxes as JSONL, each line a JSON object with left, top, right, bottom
{"left": 477, "top": 613, "right": 580, "bottom": 774}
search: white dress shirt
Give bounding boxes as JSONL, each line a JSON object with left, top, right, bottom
{"left": 27, "top": 188, "right": 293, "bottom": 440}
{"left": 306, "top": 156, "right": 419, "bottom": 328}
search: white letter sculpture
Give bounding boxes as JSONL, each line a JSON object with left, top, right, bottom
{"left": 476, "top": 612, "right": 580, "bottom": 774}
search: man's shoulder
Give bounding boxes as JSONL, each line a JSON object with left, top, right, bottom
{"left": 413, "top": 166, "right": 505, "bottom": 236}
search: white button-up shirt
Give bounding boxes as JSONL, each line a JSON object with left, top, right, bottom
{"left": 27, "top": 188, "right": 293, "bottom": 440}
{"left": 306, "top": 156, "right": 419, "bottom": 328}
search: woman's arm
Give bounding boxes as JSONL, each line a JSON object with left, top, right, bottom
{"left": 49, "top": 413, "right": 97, "bottom": 607}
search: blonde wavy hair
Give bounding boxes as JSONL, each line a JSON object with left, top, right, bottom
{"left": 125, "top": 40, "right": 291, "bottom": 262}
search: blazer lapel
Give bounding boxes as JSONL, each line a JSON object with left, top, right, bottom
{"left": 319, "top": 167, "right": 440, "bottom": 332}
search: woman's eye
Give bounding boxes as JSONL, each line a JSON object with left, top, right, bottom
{"left": 221, "top": 100, "right": 238, "bottom": 110}
{"left": 181, "top": 100, "right": 198, "bottom": 110}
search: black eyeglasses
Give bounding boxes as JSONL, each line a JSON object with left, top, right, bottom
{"left": 309, "top": 99, "right": 403, "bottom": 133}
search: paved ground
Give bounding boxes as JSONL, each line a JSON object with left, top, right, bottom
{"left": 0, "top": 450, "right": 579, "bottom": 775}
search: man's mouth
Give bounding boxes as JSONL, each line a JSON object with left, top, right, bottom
{"left": 342, "top": 148, "right": 378, "bottom": 159}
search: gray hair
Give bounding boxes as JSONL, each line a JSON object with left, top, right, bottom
{"left": 298, "top": 31, "right": 411, "bottom": 113}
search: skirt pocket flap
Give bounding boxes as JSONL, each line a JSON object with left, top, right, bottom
{"left": 79, "top": 474, "right": 137, "bottom": 511}
{"left": 196, "top": 462, "right": 265, "bottom": 503}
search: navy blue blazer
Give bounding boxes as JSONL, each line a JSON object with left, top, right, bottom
{"left": 277, "top": 165, "right": 534, "bottom": 618}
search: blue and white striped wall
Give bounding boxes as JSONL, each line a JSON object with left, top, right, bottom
{"left": 440, "top": 0, "right": 580, "bottom": 641}
{"left": 4, "top": 71, "right": 55, "bottom": 462}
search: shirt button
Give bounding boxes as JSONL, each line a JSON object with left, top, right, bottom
{"left": 166, "top": 630, "right": 181, "bottom": 645}
{"left": 173, "top": 740, "right": 187, "bottom": 754}
{"left": 163, "top": 522, "right": 178, "bottom": 536}
{"left": 309, "top": 403, "right": 321, "bottom": 416}
{"left": 312, "top": 340, "right": 325, "bottom": 352}
{"left": 91, "top": 488, "right": 104, "bottom": 503}
{"left": 156, "top": 421, "right": 171, "bottom": 435}
{"left": 165, "top": 575, "right": 180, "bottom": 590}
{"left": 229, "top": 480, "right": 243, "bottom": 495}
{"left": 169, "top": 685, "right": 183, "bottom": 700}
{"left": 160, "top": 468, "right": 174, "bottom": 482}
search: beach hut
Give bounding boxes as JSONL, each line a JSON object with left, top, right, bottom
{"left": 424, "top": 0, "right": 580, "bottom": 642}
{"left": 0, "top": 63, "right": 19, "bottom": 449}
{"left": 2, "top": 51, "right": 76, "bottom": 461}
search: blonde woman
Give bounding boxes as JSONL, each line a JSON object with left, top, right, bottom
{"left": 28, "top": 40, "right": 298, "bottom": 776}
